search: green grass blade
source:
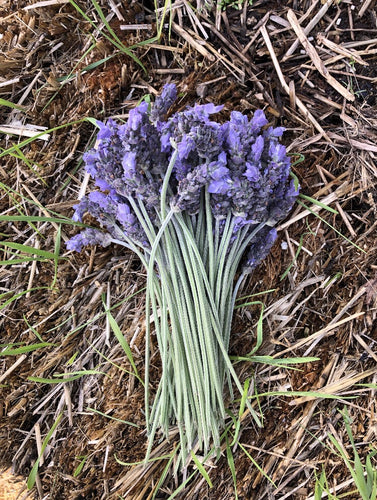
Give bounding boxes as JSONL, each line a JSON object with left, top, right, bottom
{"left": 0, "top": 257, "right": 49, "bottom": 265}
{"left": 190, "top": 451, "right": 213, "bottom": 488}
{"left": 0, "top": 241, "right": 59, "bottom": 260}
{"left": 67, "top": 0, "right": 147, "bottom": 71}
{"left": 73, "top": 456, "right": 88, "bottom": 477}
{"left": 226, "top": 434, "right": 239, "bottom": 500}
{"left": 151, "top": 446, "right": 180, "bottom": 499}
{"left": 27, "top": 413, "right": 63, "bottom": 489}
{"left": 298, "top": 200, "right": 365, "bottom": 253}
{"left": 0, "top": 287, "right": 49, "bottom": 310}
{"left": 28, "top": 369, "right": 106, "bottom": 384}
{"left": 238, "top": 442, "right": 277, "bottom": 487}
{"left": 1, "top": 342, "right": 53, "bottom": 356}
{"left": 0, "top": 98, "right": 25, "bottom": 110}
{"left": 103, "top": 300, "right": 143, "bottom": 386}
{"left": 115, "top": 453, "right": 172, "bottom": 467}
{"left": 299, "top": 193, "right": 338, "bottom": 214}
{"left": 0, "top": 118, "right": 95, "bottom": 159}
{"left": 232, "top": 355, "right": 320, "bottom": 367}
{"left": 235, "top": 288, "right": 276, "bottom": 303}
{"left": 231, "top": 378, "right": 250, "bottom": 447}
{"left": 0, "top": 214, "right": 85, "bottom": 226}
{"left": 87, "top": 407, "right": 139, "bottom": 427}
{"left": 280, "top": 232, "right": 306, "bottom": 281}
{"left": 52, "top": 225, "right": 62, "bottom": 288}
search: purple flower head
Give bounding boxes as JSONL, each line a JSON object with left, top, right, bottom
{"left": 243, "top": 227, "right": 277, "bottom": 273}
{"left": 269, "top": 142, "right": 287, "bottom": 165}
{"left": 96, "top": 119, "right": 116, "bottom": 140}
{"left": 128, "top": 102, "right": 149, "bottom": 131}
{"left": 66, "top": 228, "right": 112, "bottom": 252}
{"left": 250, "top": 109, "right": 268, "bottom": 132}
{"left": 252, "top": 135, "right": 264, "bottom": 162}
{"left": 89, "top": 190, "right": 109, "bottom": 209}
{"left": 72, "top": 198, "right": 89, "bottom": 223}
{"left": 208, "top": 152, "right": 231, "bottom": 195}
{"left": 177, "top": 135, "right": 196, "bottom": 160}
{"left": 244, "top": 162, "right": 260, "bottom": 183}
{"left": 116, "top": 203, "right": 135, "bottom": 226}
{"left": 122, "top": 151, "right": 137, "bottom": 179}
{"left": 95, "top": 178, "right": 112, "bottom": 191}
{"left": 174, "top": 163, "right": 208, "bottom": 214}
{"left": 194, "top": 103, "right": 224, "bottom": 116}
{"left": 266, "top": 126, "right": 285, "bottom": 138}
{"left": 150, "top": 83, "right": 177, "bottom": 123}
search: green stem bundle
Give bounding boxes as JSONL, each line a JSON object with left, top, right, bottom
{"left": 141, "top": 188, "right": 265, "bottom": 467}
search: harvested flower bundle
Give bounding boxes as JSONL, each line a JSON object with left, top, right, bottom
{"left": 67, "top": 84, "right": 299, "bottom": 466}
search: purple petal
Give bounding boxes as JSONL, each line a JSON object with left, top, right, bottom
{"left": 252, "top": 135, "right": 264, "bottom": 161}
{"left": 122, "top": 152, "right": 137, "bottom": 178}
{"left": 250, "top": 109, "right": 268, "bottom": 130}
{"left": 244, "top": 162, "right": 260, "bottom": 182}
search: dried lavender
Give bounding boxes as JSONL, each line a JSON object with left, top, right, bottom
{"left": 67, "top": 84, "right": 299, "bottom": 466}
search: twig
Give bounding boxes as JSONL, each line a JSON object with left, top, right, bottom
{"left": 34, "top": 424, "right": 44, "bottom": 466}
{"left": 282, "top": 0, "right": 334, "bottom": 60}
{"left": 260, "top": 24, "right": 331, "bottom": 141}
{"left": 0, "top": 125, "right": 50, "bottom": 141}
{"left": 171, "top": 22, "right": 215, "bottom": 61}
{"left": 359, "top": 0, "right": 374, "bottom": 17}
{"left": 202, "top": 22, "right": 250, "bottom": 63}
{"left": 109, "top": 0, "right": 124, "bottom": 21}
{"left": 317, "top": 33, "right": 368, "bottom": 66}
{"left": 0, "top": 355, "right": 27, "bottom": 384}
{"left": 287, "top": 10, "right": 355, "bottom": 102}
{"left": 23, "top": 0, "right": 69, "bottom": 9}
{"left": 26, "top": 238, "right": 39, "bottom": 298}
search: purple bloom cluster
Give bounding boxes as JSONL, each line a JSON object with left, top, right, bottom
{"left": 66, "top": 228, "right": 112, "bottom": 252}
{"left": 243, "top": 227, "right": 278, "bottom": 273}
{"left": 67, "top": 83, "right": 299, "bottom": 264}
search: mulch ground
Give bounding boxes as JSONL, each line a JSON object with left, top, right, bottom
{"left": 0, "top": 0, "right": 377, "bottom": 498}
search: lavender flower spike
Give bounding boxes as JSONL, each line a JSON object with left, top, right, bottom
{"left": 66, "top": 228, "right": 112, "bottom": 252}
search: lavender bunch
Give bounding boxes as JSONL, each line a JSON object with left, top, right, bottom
{"left": 67, "top": 84, "right": 299, "bottom": 466}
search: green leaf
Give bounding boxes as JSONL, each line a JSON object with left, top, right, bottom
{"left": 0, "top": 241, "right": 58, "bottom": 259}
{"left": 299, "top": 193, "right": 338, "bottom": 214}
{"left": 0, "top": 98, "right": 25, "bottom": 110}
{"left": 1, "top": 342, "right": 53, "bottom": 356}
{"left": 104, "top": 302, "right": 143, "bottom": 386}
{"left": 86, "top": 407, "right": 139, "bottom": 427}
{"left": 226, "top": 434, "right": 238, "bottom": 499}
{"left": 190, "top": 451, "right": 213, "bottom": 488}
{"left": 73, "top": 456, "right": 88, "bottom": 477}
{"left": 27, "top": 413, "right": 63, "bottom": 489}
